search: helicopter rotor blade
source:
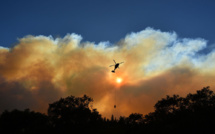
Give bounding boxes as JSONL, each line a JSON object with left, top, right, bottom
{"left": 113, "top": 59, "right": 116, "bottom": 64}
{"left": 119, "top": 62, "right": 124, "bottom": 64}
{"left": 109, "top": 65, "right": 114, "bottom": 67}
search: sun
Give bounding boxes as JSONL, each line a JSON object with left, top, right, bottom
{"left": 116, "top": 77, "right": 122, "bottom": 83}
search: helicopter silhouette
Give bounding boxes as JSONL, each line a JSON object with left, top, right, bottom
{"left": 109, "top": 59, "right": 124, "bottom": 73}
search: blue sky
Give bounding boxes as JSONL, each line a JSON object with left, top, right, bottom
{"left": 1, "top": 0, "right": 215, "bottom": 48}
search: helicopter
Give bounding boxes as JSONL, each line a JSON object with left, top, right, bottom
{"left": 109, "top": 59, "right": 124, "bottom": 73}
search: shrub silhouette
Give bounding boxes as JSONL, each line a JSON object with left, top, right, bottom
{"left": 0, "top": 109, "right": 50, "bottom": 134}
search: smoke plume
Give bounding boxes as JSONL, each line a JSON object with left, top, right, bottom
{"left": 0, "top": 28, "right": 215, "bottom": 118}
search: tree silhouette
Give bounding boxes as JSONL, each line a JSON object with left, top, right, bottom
{"left": 127, "top": 113, "right": 143, "bottom": 124}
{"left": 1, "top": 87, "right": 215, "bottom": 134}
{"left": 143, "top": 86, "right": 215, "bottom": 133}
{"left": 186, "top": 86, "right": 215, "bottom": 110}
{"left": 48, "top": 94, "right": 102, "bottom": 133}
{"left": 154, "top": 94, "right": 182, "bottom": 114}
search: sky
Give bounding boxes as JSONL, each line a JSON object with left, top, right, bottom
{"left": 0, "top": 0, "right": 215, "bottom": 118}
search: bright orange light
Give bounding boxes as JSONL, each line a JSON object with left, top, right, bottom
{"left": 116, "top": 78, "right": 122, "bottom": 83}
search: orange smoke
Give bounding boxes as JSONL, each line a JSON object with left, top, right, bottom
{"left": 0, "top": 28, "right": 215, "bottom": 118}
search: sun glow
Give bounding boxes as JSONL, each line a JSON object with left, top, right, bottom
{"left": 116, "top": 77, "right": 122, "bottom": 83}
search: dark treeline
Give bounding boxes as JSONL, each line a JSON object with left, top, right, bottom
{"left": 1, "top": 86, "right": 215, "bottom": 134}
